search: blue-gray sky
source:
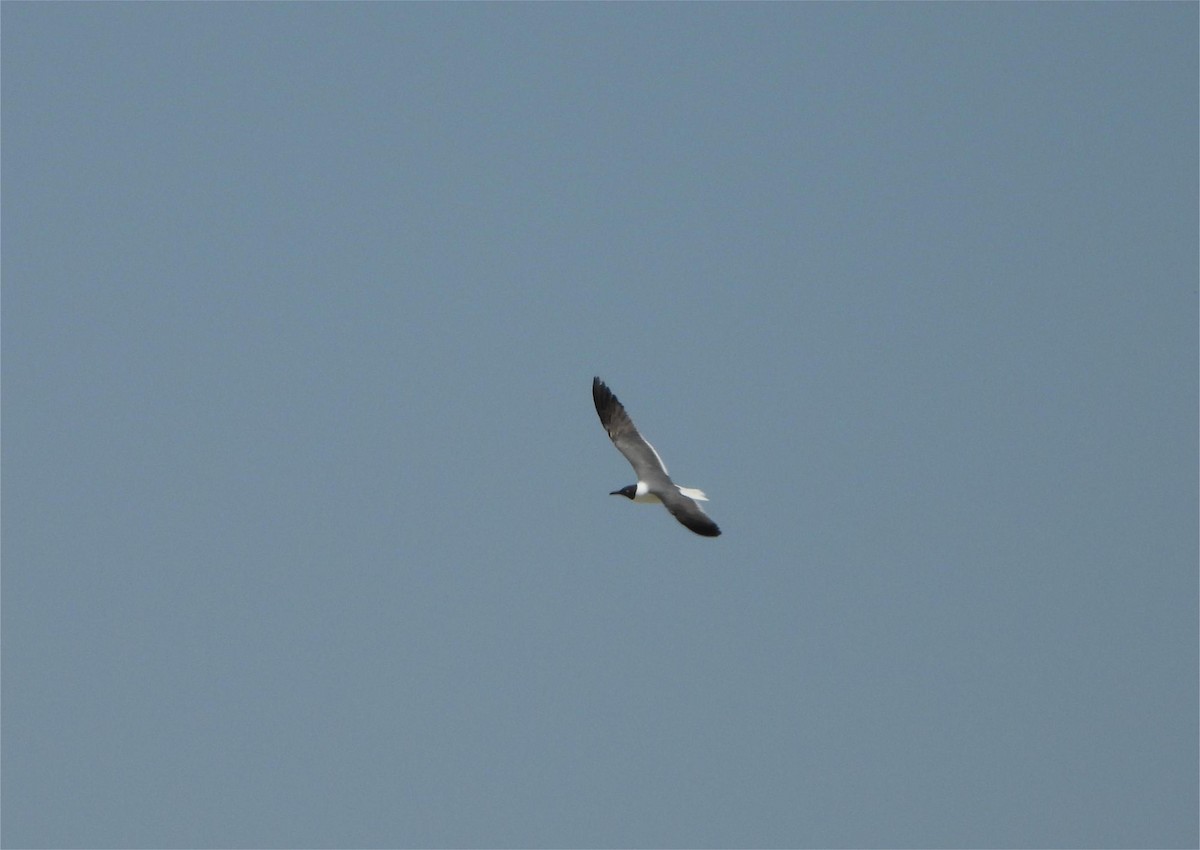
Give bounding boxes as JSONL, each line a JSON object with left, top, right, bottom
{"left": 3, "top": 4, "right": 1196, "bottom": 848}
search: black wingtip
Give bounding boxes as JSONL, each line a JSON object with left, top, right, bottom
{"left": 692, "top": 522, "right": 723, "bottom": 538}
{"left": 592, "top": 377, "right": 618, "bottom": 419}
{"left": 678, "top": 515, "right": 722, "bottom": 537}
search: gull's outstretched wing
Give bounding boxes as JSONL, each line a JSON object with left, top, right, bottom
{"left": 592, "top": 377, "right": 673, "bottom": 489}
{"left": 658, "top": 487, "right": 722, "bottom": 537}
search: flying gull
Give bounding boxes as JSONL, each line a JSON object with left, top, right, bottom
{"left": 592, "top": 377, "right": 721, "bottom": 537}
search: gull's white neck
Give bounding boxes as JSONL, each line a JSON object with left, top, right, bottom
{"left": 632, "top": 481, "right": 660, "bottom": 503}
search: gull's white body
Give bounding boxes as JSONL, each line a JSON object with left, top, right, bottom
{"left": 629, "top": 481, "right": 709, "bottom": 504}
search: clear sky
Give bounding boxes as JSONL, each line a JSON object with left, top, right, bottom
{"left": 3, "top": 4, "right": 1196, "bottom": 848}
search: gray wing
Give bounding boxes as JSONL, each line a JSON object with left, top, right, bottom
{"left": 592, "top": 377, "right": 673, "bottom": 489}
{"left": 658, "top": 487, "right": 722, "bottom": 537}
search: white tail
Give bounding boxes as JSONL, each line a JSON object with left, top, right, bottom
{"left": 677, "top": 486, "right": 709, "bottom": 502}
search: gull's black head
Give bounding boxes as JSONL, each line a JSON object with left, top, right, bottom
{"left": 610, "top": 485, "right": 637, "bottom": 500}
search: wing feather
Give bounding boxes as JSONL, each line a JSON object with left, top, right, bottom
{"left": 659, "top": 487, "right": 722, "bottom": 537}
{"left": 592, "top": 378, "right": 672, "bottom": 487}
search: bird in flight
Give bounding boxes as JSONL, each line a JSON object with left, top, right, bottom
{"left": 592, "top": 377, "right": 721, "bottom": 537}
